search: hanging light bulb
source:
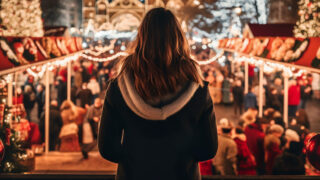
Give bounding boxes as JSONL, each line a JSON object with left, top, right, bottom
{"left": 193, "top": 0, "right": 200, "bottom": 6}
{"left": 120, "top": 45, "right": 126, "bottom": 51}
{"left": 234, "top": 7, "right": 242, "bottom": 16}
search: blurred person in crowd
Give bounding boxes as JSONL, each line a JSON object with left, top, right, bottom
{"left": 288, "top": 79, "right": 300, "bottom": 117}
{"left": 253, "top": 83, "right": 266, "bottom": 108}
{"left": 59, "top": 100, "right": 80, "bottom": 152}
{"left": 74, "top": 65, "right": 83, "bottom": 89}
{"left": 245, "top": 115, "right": 265, "bottom": 174}
{"left": 98, "top": 68, "right": 109, "bottom": 91}
{"left": 71, "top": 85, "right": 78, "bottom": 104}
{"left": 234, "top": 126, "right": 256, "bottom": 175}
{"left": 268, "top": 88, "right": 281, "bottom": 111}
{"left": 56, "top": 76, "right": 67, "bottom": 106}
{"left": 299, "top": 79, "right": 312, "bottom": 109}
{"left": 81, "top": 61, "right": 90, "bottom": 83}
{"left": 215, "top": 70, "right": 224, "bottom": 103}
{"left": 284, "top": 129, "right": 303, "bottom": 159}
{"left": 296, "top": 109, "right": 310, "bottom": 130}
{"left": 241, "top": 107, "right": 258, "bottom": 127}
{"left": 264, "top": 124, "right": 284, "bottom": 174}
{"left": 13, "top": 87, "right": 24, "bottom": 105}
{"left": 264, "top": 108, "right": 275, "bottom": 121}
{"left": 222, "top": 76, "right": 233, "bottom": 104}
{"left": 213, "top": 118, "right": 237, "bottom": 175}
{"left": 87, "top": 76, "right": 101, "bottom": 101}
{"left": 36, "top": 84, "right": 45, "bottom": 119}
{"left": 232, "top": 79, "right": 244, "bottom": 115}
{"left": 259, "top": 117, "right": 273, "bottom": 136}
{"left": 24, "top": 75, "right": 36, "bottom": 92}
{"left": 23, "top": 85, "right": 36, "bottom": 121}
{"left": 58, "top": 67, "right": 67, "bottom": 83}
{"left": 244, "top": 86, "right": 257, "bottom": 111}
{"left": 272, "top": 152, "right": 305, "bottom": 175}
{"left": 311, "top": 73, "right": 320, "bottom": 100}
{"left": 206, "top": 70, "right": 216, "bottom": 102}
{"left": 248, "top": 64, "right": 255, "bottom": 86}
{"left": 98, "top": 8, "right": 217, "bottom": 180}
{"left": 74, "top": 103, "right": 87, "bottom": 147}
{"left": 270, "top": 111, "right": 285, "bottom": 128}
{"left": 87, "top": 61, "right": 96, "bottom": 77}
{"left": 273, "top": 78, "right": 283, "bottom": 95}
{"left": 77, "top": 83, "right": 93, "bottom": 108}
{"left": 81, "top": 98, "right": 103, "bottom": 159}
{"left": 39, "top": 100, "right": 62, "bottom": 151}
{"left": 288, "top": 118, "right": 304, "bottom": 136}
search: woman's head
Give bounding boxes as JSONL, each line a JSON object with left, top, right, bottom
{"left": 119, "top": 8, "right": 203, "bottom": 100}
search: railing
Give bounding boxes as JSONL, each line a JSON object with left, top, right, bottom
{"left": 0, "top": 173, "right": 319, "bottom": 180}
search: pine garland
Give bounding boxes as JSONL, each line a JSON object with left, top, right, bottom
{"left": 0, "top": 82, "right": 27, "bottom": 173}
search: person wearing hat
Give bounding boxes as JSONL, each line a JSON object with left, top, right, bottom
{"left": 284, "top": 129, "right": 303, "bottom": 159}
{"left": 212, "top": 118, "right": 238, "bottom": 175}
{"left": 264, "top": 124, "right": 284, "bottom": 174}
{"left": 272, "top": 129, "right": 305, "bottom": 175}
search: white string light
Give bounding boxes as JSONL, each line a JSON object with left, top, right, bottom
{"left": 197, "top": 51, "right": 225, "bottom": 65}
{"left": 81, "top": 50, "right": 225, "bottom": 65}
{"left": 81, "top": 52, "right": 129, "bottom": 62}
{"left": 84, "top": 43, "right": 116, "bottom": 56}
{"left": 25, "top": 53, "right": 81, "bottom": 78}
{"left": 27, "top": 65, "right": 46, "bottom": 79}
{"left": 232, "top": 54, "right": 303, "bottom": 77}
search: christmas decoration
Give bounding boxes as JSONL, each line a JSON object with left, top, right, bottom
{"left": 294, "top": 0, "right": 320, "bottom": 38}
{"left": 306, "top": 134, "right": 320, "bottom": 170}
{"left": 0, "top": 0, "right": 44, "bottom": 37}
{"left": 181, "top": 0, "right": 269, "bottom": 40}
{"left": 0, "top": 138, "right": 4, "bottom": 163}
{"left": 0, "top": 81, "right": 27, "bottom": 173}
{"left": 304, "top": 132, "right": 317, "bottom": 154}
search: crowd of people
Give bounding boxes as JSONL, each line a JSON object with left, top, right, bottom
{"left": 7, "top": 49, "right": 320, "bottom": 172}
{"left": 198, "top": 59, "right": 320, "bottom": 175}
{"left": 11, "top": 58, "right": 119, "bottom": 159}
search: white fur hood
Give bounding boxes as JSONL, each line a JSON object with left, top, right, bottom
{"left": 117, "top": 72, "right": 199, "bottom": 120}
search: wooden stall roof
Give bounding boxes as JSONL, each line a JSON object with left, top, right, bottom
{"left": 243, "top": 23, "right": 295, "bottom": 38}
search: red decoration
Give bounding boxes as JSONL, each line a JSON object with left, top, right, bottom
{"left": 304, "top": 132, "right": 317, "bottom": 153}
{"left": 199, "top": 160, "right": 213, "bottom": 175}
{"left": 308, "top": 2, "right": 312, "bottom": 7}
{"left": 5, "top": 128, "right": 11, "bottom": 145}
{"left": 0, "top": 139, "right": 4, "bottom": 163}
{"left": 306, "top": 134, "right": 320, "bottom": 170}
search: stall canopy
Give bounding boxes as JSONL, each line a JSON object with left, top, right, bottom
{"left": 219, "top": 37, "right": 320, "bottom": 72}
{"left": 243, "top": 23, "right": 295, "bottom": 38}
{"left": 0, "top": 36, "right": 83, "bottom": 72}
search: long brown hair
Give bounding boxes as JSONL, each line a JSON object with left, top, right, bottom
{"left": 118, "top": 8, "right": 203, "bottom": 100}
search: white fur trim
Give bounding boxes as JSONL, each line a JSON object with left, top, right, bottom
{"left": 118, "top": 72, "right": 199, "bottom": 120}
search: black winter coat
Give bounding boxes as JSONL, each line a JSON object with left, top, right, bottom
{"left": 98, "top": 77, "right": 218, "bottom": 180}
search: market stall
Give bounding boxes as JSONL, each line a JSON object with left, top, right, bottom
{"left": 218, "top": 35, "right": 320, "bottom": 126}
{"left": 0, "top": 36, "right": 84, "bottom": 158}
